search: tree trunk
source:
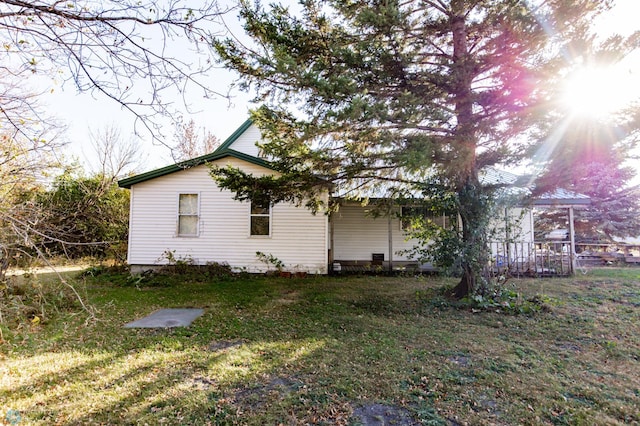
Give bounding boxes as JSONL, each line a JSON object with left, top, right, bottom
{"left": 447, "top": 5, "right": 484, "bottom": 300}
{"left": 451, "top": 264, "right": 475, "bottom": 299}
{"left": 448, "top": 178, "right": 491, "bottom": 300}
{"left": 448, "top": 204, "right": 478, "bottom": 299}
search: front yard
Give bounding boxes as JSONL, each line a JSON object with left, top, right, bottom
{"left": 1, "top": 268, "right": 639, "bottom": 425}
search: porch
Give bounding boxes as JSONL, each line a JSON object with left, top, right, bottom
{"left": 489, "top": 241, "right": 574, "bottom": 277}
{"left": 331, "top": 241, "right": 575, "bottom": 276}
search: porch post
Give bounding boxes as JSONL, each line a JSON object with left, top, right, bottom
{"left": 568, "top": 206, "right": 576, "bottom": 275}
{"left": 329, "top": 210, "right": 335, "bottom": 264}
{"left": 504, "top": 208, "right": 511, "bottom": 268}
{"left": 388, "top": 208, "right": 393, "bottom": 272}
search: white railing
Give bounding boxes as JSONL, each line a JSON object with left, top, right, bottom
{"left": 489, "top": 241, "right": 573, "bottom": 276}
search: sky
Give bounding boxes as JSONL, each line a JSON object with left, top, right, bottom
{"left": 35, "top": 0, "right": 640, "bottom": 176}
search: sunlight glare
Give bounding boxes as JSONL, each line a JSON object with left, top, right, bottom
{"left": 562, "top": 65, "right": 639, "bottom": 119}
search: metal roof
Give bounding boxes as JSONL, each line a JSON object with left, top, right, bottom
{"left": 479, "top": 168, "right": 520, "bottom": 186}
{"left": 532, "top": 188, "right": 591, "bottom": 206}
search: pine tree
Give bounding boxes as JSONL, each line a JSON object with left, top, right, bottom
{"left": 213, "top": 0, "right": 638, "bottom": 297}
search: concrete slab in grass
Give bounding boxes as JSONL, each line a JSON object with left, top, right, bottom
{"left": 124, "top": 308, "right": 204, "bottom": 328}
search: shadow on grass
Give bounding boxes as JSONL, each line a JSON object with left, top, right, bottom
{"left": 2, "top": 270, "right": 640, "bottom": 425}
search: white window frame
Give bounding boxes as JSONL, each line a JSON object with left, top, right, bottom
{"left": 177, "top": 193, "right": 200, "bottom": 237}
{"left": 249, "top": 200, "right": 272, "bottom": 237}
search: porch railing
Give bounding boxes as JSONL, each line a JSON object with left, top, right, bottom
{"left": 489, "top": 241, "right": 573, "bottom": 277}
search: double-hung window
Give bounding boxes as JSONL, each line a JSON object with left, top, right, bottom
{"left": 250, "top": 200, "right": 271, "bottom": 236}
{"left": 178, "top": 193, "right": 199, "bottom": 236}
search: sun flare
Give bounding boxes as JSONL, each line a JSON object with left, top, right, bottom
{"left": 561, "top": 64, "right": 639, "bottom": 119}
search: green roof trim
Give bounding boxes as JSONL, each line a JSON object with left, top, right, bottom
{"left": 118, "top": 148, "right": 272, "bottom": 188}
{"left": 118, "top": 118, "right": 264, "bottom": 188}
{"left": 213, "top": 118, "right": 254, "bottom": 153}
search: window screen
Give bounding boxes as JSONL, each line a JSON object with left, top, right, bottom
{"left": 178, "top": 194, "right": 199, "bottom": 236}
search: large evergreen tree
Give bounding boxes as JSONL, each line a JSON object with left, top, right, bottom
{"left": 213, "top": 0, "right": 638, "bottom": 297}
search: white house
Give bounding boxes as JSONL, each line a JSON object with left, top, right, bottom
{"left": 119, "top": 119, "right": 583, "bottom": 275}
{"left": 119, "top": 120, "right": 329, "bottom": 274}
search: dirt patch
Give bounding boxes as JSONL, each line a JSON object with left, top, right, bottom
{"left": 275, "top": 290, "right": 301, "bottom": 305}
{"left": 555, "top": 342, "right": 582, "bottom": 352}
{"left": 234, "top": 376, "right": 302, "bottom": 408}
{"left": 191, "top": 376, "right": 216, "bottom": 390}
{"left": 351, "top": 403, "right": 420, "bottom": 426}
{"left": 208, "top": 339, "right": 246, "bottom": 352}
{"left": 447, "top": 355, "right": 472, "bottom": 367}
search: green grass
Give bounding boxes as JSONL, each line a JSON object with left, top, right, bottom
{"left": 1, "top": 268, "right": 639, "bottom": 425}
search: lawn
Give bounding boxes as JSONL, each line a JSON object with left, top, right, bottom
{"left": 1, "top": 268, "right": 639, "bottom": 425}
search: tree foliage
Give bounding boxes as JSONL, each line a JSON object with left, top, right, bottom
{"left": 0, "top": 123, "right": 136, "bottom": 264}
{"left": 3, "top": 171, "right": 130, "bottom": 264}
{"left": 213, "top": 0, "right": 638, "bottom": 297}
{"left": 31, "top": 173, "right": 130, "bottom": 259}
{"left": 0, "top": 123, "right": 66, "bottom": 266}
{"left": 535, "top": 119, "right": 640, "bottom": 241}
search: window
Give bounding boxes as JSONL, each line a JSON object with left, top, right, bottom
{"left": 178, "top": 194, "right": 199, "bottom": 236}
{"left": 250, "top": 200, "right": 271, "bottom": 236}
{"left": 401, "top": 206, "right": 451, "bottom": 231}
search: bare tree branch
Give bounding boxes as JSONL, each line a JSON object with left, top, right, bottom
{"left": 87, "top": 124, "right": 147, "bottom": 180}
{"left": 0, "top": 0, "right": 232, "bottom": 144}
{"left": 170, "top": 117, "right": 219, "bottom": 161}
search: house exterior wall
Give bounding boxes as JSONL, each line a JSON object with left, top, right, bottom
{"left": 227, "top": 124, "right": 263, "bottom": 157}
{"left": 127, "top": 158, "right": 328, "bottom": 273}
{"left": 331, "top": 203, "right": 416, "bottom": 263}
{"left": 331, "top": 203, "right": 535, "bottom": 265}
{"left": 489, "top": 207, "right": 535, "bottom": 262}
{"left": 490, "top": 207, "right": 534, "bottom": 242}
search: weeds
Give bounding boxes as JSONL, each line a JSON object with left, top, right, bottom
{"left": 89, "top": 261, "right": 237, "bottom": 289}
{"left": 255, "top": 251, "right": 285, "bottom": 272}
{"left": 159, "top": 250, "right": 196, "bottom": 274}
{"left": 0, "top": 273, "right": 82, "bottom": 341}
{"left": 416, "top": 282, "right": 554, "bottom": 315}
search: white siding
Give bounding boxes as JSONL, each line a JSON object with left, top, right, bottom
{"left": 226, "top": 124, "right": 263, "bottom": 157}
{"left": 127, "top": 158, "right": 328, "bottom": 273}
{"left": 489, "top": 207, "right": 535, "bottom": 262}
{"left": 490, "top": 207, "right": 534, "bottom": 243}
{"left": 331, "top": 203, "right": 416, "bottom": 262}
{"left": 332, "top": 203, "right": 534, "bottom": 263}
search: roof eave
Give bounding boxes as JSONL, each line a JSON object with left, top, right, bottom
{"left": 117, "top": 149, "right": 272, "bottom": 189}
{"left": 118, "top": 118, "right": 256, "bottom": 189}
{"left": 212, "top": 118, "right": 254, "bottom": 153}
{"left": 532, "top": 199, "right": 591, "bottom": 207}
